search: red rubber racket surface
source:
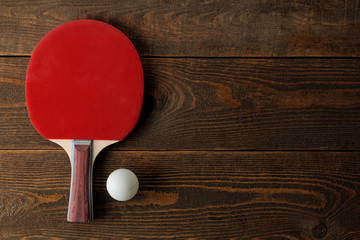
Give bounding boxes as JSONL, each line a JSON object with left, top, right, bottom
{"left": 26, "top": 20, "right": 143, "bottom": 141}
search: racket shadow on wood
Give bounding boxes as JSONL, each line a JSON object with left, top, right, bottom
{"left": 26, "top": 20, "right": 144, "bottom": 222}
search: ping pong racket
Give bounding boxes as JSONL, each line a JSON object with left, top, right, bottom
{"left": 26, "top": 20, "right": 143, "bottom": 222}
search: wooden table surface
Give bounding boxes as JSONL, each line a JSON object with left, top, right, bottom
{"left": 1, "top": 0, "right": 360, "bottom": 239}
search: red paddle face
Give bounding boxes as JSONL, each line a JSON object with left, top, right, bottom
{"left": 26, "top": 20, "right": 143, "bottom": 141}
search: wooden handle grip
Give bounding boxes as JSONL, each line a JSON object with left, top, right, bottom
{"left": 68, "top": 140, "right": 93, "bottom": 222}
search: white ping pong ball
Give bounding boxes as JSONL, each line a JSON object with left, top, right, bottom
{"left": 106, "top": 169, "right": 139, "bottom": 201}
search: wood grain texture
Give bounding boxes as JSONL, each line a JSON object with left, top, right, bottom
{"left": 1, "top": 57, "right": 359, "bottom": 150}
{"left": 1, "top": 0, "right": 360, "bottom": 56}
{"left": 0, "top": 150, "right": 359, "bottom": 239}
{"left": 1, "top": 0, "right": 360, "bottom": 238}
{"left": 68, "top": 142, "right": 92, "bottom": 222}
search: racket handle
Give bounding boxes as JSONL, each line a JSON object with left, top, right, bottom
{"left": 68, "top": 140, "right": 93, "bottom": 222}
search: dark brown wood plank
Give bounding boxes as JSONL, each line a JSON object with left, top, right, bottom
{"left": 0, "top": 150, "right": 359, "bottom": 239}
{"left": 1, "top": 57, "right": 360, "bottom": 150}
{"left": 1, "top": 0, "right": 360, "bottom": 57}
